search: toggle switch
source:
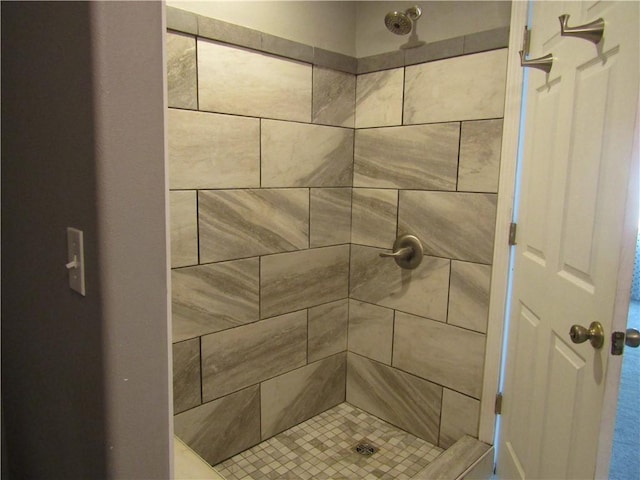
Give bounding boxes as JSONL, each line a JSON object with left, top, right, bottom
{"left": 67, "top": 227, "right": 86, "bottom": 296}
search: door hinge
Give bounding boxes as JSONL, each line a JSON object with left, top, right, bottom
{"left": 495, "top": 392, "right": 503, "bottom": 415}
{"left": 509, "top": 222, "right": 517, "bottom": 246}
{"left": 522, "top": 26, "right": 531, "bottom": 56}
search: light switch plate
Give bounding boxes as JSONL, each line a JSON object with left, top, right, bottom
{"left": 67, "top": 227, "right": 86, "bottom": 296}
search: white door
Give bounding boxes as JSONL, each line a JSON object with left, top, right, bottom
{"left": 497, "top": 1, "right": 639, "bottom": 479}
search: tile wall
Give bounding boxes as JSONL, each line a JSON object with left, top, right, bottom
{"left": 168, "top": 29, "right": 354, "bottom": 466}
{"left": 167, "top": 8, "right": 507, "bottom": 466}
{"left": 347, "top": 47, "right": 506, "bottom": 450}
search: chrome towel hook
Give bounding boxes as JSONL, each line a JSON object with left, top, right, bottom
{"left": 559, "top": 14, "right": 604, "bottom": 44}
{"left": 519, "top": 26, "right": 553, "bottom": 73}
{"left": 519, "top": 50, "right": 553, "bottom": 73}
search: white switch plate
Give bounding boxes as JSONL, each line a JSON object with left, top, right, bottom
{"left": 67, "top": 227, "right": 86, "bottom": 296}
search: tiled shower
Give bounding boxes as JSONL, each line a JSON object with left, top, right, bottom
{"left": 168, "top": 5, "right": 507, "bottom": 471}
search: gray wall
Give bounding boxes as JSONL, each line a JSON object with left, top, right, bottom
{"left": 165, "top": 1, "right": 511, "bottom": 57}
{"left": 1, "top": 2, "right": 171, "bottom": 478}
{"left": 354, "top": 1, "right": 511, "bottom": 57}
{"left": 166, "top": 0, "right": 358, "bottom": 56}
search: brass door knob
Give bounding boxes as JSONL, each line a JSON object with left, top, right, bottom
{"left": 625, "top": 328, "right": 640, "bottom": 348}
{"left": 569, "top": 322, "right": 604, "bottom": 349}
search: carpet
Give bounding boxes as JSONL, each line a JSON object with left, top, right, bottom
{"left": 609, "top": 300, "right": 640, "bottom": 480}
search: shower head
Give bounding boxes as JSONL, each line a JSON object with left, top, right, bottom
{"left": 385, "top": 11, "right": 412, "bottom": 35}
{"left": 384, "top": 6, "right": 422, "bottom": 36}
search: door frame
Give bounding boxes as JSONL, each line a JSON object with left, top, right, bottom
{"left": 480, "top": 2, "right": 639, "bottom": 477}
{"left": 478, "top": 0, "right": 527, "bottom": 445}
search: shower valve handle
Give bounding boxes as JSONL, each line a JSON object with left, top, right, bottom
{"left": 379, "top": 247, "right": 413, "bottom": 259}
{"left": 379, "top": 234, "right": 424, "bottom": 270}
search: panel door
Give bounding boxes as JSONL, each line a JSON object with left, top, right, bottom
{"left": 497, "top": 1, "right": 639, "bottom": 478}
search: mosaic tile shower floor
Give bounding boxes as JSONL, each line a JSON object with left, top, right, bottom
{"left": 215, "top": 403, "right": 443, "bottom": 480}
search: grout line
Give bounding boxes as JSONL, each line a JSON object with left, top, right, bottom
{"left": 258, "top": 383, "right": 263, "bottom": 442}
{"left": 456, "top": 121, "right": 463, "bottom": 192}
{"left": 258, "top": 256, "right": 262, "bottom": 321}
{"left": 259, "top": 118, "right": 262, "bottom": 188}
{"left": 345, "top": 297, "right": 351, "bottom": 356}
{"left": 173, "top": 293, "right": 485, "bottom": 344}
{"left": 395, "top": 189, "right": 400, "bottom": 238}
{"left": 390, "top": 309, "right": 397, "bottom": 365}
{"left": 437, "top": 384, "right": 445, "bottom": 448}
{"left": 198, "top": 336, "right": 204, "bottom": 405}
{"left": 401, "top": 66, "right": 406, "bottom": 126}
{"left": 306, "top": 308, "right": 310, "bottom": 364}
{"left": 310, "top": 65, "right": 315, "bottom": 123}
{"left": 195, "top": 190, "right": 201, "bottom": 265}
{"left": 195, "top": 35, "right": 200, "bottom": 110}
{"left": 179, "top": 186, "right": 353, "bottom": 192}
{"left": 167, "top": 105, "right": 502, "bottom": 130}
{"left": 308, "top": 187, "right": 312, "bottom": 249}
{"left": 445, "top": 260, "right": 453, "bottom": 325}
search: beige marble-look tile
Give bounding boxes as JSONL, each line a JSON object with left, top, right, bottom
{"left": 398, "top": 191, "right": 497, "bottom": 265}
{"left": 173, "top": 338, "right": 201, "bottom": 414}
{"left": 404, "top": 49, "right": 507, "bottom": 124}
{"left": 261, "top": 353, "right": 346, "bottom": 439}
{"left": 355, "top": 68, "right": 404, "bottom": 128}
{"left": 170, "top": 191, "right": 198, "bottom": 268}
{"left": 347, "top": 353, "right": 442, "bottom": 444}
{"left": 312, "top": 67, "right": 355, "bottom": 128}
{"left": 393, "top": 312, "right": 486, "bottom": 398}
{"left": 439, "top": 389, "right": 480, "bottom": 449}
{"left": 354, "top": 123, "right": 460, "bottom": 190}
{"left": 351, "top": 188, "right": 398, "bottom": 248}
{"left": 459, "top": 119, "right": 503, "bottom": 193}
{"left": 349, "top": 244, "right": 450, "bottom": 322}
{"left": 201, "top": 311, "right": 307, "bottom": 401}
{"left": 198, "top": 189, "right": 309, "bottom": 263}
{"left": 167, "top": 31, "right": 197, "bottom": 109}
{"left": 174, "top": 385, "right": 261, "bottom": 466}
{"left": 198, "top": 39, "right": 311, "bottom": 122}
{"left": 172, "top": 259, "right": 259, "bottom": 342}
{"left": 308, "top": 299, "right": 348, "bottom": 362}
{"left": 261, "top": 120, "right": 353, "bottom": 188}
{"left": 261, "top": 245, "right": 349, "bottom": 319}
{"left": 310, "top": 188, "right": 352, "bottom": 248}
{"left": 347, "top": 300, "right": 394, "bottom": 365}
{"left": 168, "top": 108, "right": 260, "bottom": 189}
{"left": 448, "top": 261, "right": 492, "bottom": 333}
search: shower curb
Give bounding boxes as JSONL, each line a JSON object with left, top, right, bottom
{"left": 411, "top": 435, "right": 493, "bottom": 480}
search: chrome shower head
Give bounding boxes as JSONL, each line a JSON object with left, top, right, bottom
{"left": 384, "top": 6, "right": 422, "bottom": 36}
{"left": 385, "top": 11, "right": 412, "bottom": 35}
